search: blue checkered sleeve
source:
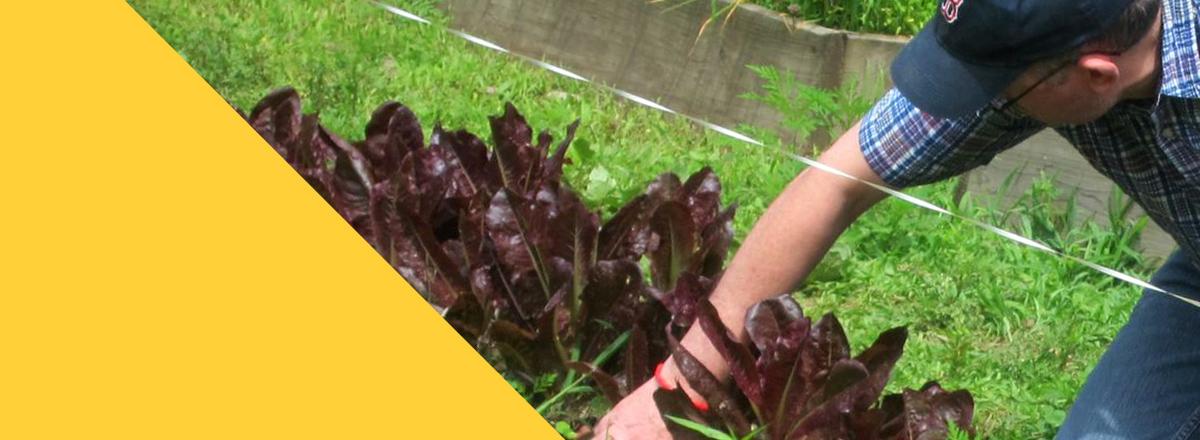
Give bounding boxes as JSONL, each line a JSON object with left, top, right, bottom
{"left": 858, "top": 88, "right": 1046, "bottom": 188}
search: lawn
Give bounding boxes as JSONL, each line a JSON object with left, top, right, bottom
{"left": 130, "top": 0, "right": 1152, "bottom": 437}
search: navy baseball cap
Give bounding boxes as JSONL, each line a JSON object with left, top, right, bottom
{"left": 892, "top": 0, "right": 1135, "bottom": 118}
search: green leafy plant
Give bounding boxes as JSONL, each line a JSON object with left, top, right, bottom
{"left": 741, "top": 65, "right": 880, "bottom": 150}
{"left": 666, "top": 414, "right": 768, "bottom": 440}
{"left": 556, "top": 420, "right": 582, "bottom": 439}
{"left": 964, "top": 170, "right": 1148, "bottom": 275}
{"left": 758, "top": 0, "right": 931, "bottom": 35}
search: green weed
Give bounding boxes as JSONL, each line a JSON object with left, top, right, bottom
{"left": 757, "top": 0, "right": 931, "bottom": 35}
{"left": 741, "top": 65, "right": 882, "bottom": 150}
{"left": 659, "top": 0, "right": 932, "bottom": 36}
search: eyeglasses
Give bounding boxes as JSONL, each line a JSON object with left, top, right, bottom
{"left": 989, "top": 51, "right": 1123, "bottom": 113}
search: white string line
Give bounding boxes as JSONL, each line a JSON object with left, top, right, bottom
{"left": 375, "top": 2, "right": 1200, "bottom": 309}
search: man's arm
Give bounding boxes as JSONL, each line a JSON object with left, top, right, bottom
{"left": 594, "top": 120, "right": 891, "bottom": 439}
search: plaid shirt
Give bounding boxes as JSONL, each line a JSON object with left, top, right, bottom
{"left": 860, "top": 0, "right": 1200, "bottom": 261}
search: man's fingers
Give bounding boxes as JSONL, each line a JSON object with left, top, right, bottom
{"left": 593, "top": 417, "right": 620, "bottom": 440}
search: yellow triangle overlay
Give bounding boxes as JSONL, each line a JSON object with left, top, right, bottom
{"left": 0, "top": 3, "right": 556, "bottom": 438}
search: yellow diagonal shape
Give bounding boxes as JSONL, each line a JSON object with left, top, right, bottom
{"left": 0, "top": 2, "right": 556, "bottom": 438}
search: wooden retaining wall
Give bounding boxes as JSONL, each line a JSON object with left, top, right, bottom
{"left": 437, "top": 0, "right": 1174, "bottom": 259}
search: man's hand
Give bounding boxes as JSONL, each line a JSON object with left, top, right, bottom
{"left": 592, "top": 121, "right": 886, "bottom": 439}
{"left": 591, "top": 379, "right": 670, "bottom": 440}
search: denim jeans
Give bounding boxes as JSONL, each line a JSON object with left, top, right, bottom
{"left": 1057, "top": 250, "right": 1200, "bottom": 439}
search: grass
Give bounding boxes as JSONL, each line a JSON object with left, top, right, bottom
{"left": 130, "top": 0, "right": 794, "bottom": 239}
{"left": 665, "top": 0, "right": 930, "bottom": 36}
{"left": 131, "top": 1, "right": 1151, "bottom": 438}
{"left": 754, "top": 0, "right": 930, "bottom": 35}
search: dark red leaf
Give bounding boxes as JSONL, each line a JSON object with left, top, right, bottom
{"left": 645, "top": 173, "right": 683, "bottom": 206}
{"left": 661, "top": 272, "right": 711, "bottom": 328}
{"left": 361, "top": 101, "right": 422, "bottom": 180}
{"left": 743, "top": 296, "right": 812, "bottom": 434}
{"left": 248, "top": 87, "right": 302, "bottom": 159}
{"left": 321, "top": 126, "right": 374, "bottom": 234}
{"left": 912, "top": 382, "right": 975, "bottom": 438}
{"left": 671, "top": 341, "right": 752, "bottom": 436}
{"left": 247, "top": 89, "right": 340, "bottom": 207}
{"left": 802, "top": 314, "right": 852, "bottom": 392}
{"left": 433, "top": 127, "right": 492, "bottom": 200}
{"left": 623, "top": 325, "right": 651, "bottom": 394}
{"left": 456, "top": 203, "right": 491, "bottom": 271}
{"left": 295, "top": 115, "right": 335, "bottom": 195}
{"left": 490, "top": 318, "right": 538, "bottom": 342}
{"left": 539, "top": 186, "right": 598, "bottom": 277}
{"left": 443, "top": 279, "right": 487, "bottom": 341}
{"left": 468, "top": 265, "right": 499, "bottom": 307}
{"left": 680, "top": 167, "right": 722, "bottom": 230}
{"left": 538, "top": 281, "right": 574, "bottom": 362}
{"left": 851, "top": 327, "right": 908, "bottom": 411}
{"left": 580, "top": 260, "right": 644, "bottom": 326}
{"left": 400, "top": 143, "right": 456, "bottom": 226}
{"left": 695, "top": 300, "right": 763, "bottom": 409}
{"left": 786, "top": 359, "right": 868, "bottom": 439}
{"left": 819, "top": 359, "right": 870, "bottom": 404}
{"left": 649, "top": 201, "right": 696, "bottom": 291}
{"left": 634, "top": 298, "right": 674, "bottom": 374}
{"left": 544, "top": 119, "right": 580, "bottom": 184}
{"left": 488, "top": 102, "right": 542, "bottom": 193}
{"left": 693, "top": 204, "right": 737, "bottom": 277}
{"left": 597, "top": 195, "right": 654, "bottom": 261}
{"left": 368, "top": 179, "right": 399, "bottom": 263}
{"left": 485, "top": 190, "right": 543, "bottom": 273}
{"left": 392, "top": 207, "right": 470, "bottom": 307}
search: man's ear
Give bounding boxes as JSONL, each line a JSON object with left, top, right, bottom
{"left": 1078, "top": 55, "right": 1121, "bottom": 93}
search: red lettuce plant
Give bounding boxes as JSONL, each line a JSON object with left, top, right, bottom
{"left": 244, "top": 87, "right": 735, "bottom": 405}
{"left": 650, "top": 295, "right": 975, "bottom": 439}
{"left": 245, "top": 88, "right": 975, "bottom": 437}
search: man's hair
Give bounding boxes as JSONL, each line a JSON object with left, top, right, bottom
{"left": 1037, "top": 0, "right": 1161, "bottom": 77}
{"left": 1092, "top": 0, "right": 1162, "bottom": 51}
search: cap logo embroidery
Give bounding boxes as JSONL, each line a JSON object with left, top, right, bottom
{"left": 941, "top": 0, "right": 964, "bottom": 23}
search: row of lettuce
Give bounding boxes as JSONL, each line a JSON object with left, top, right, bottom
{"left": 245, "top": 87, "right": 973, "bottom": 439}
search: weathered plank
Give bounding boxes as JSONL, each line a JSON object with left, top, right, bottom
{"left": 440, "top": 0, "right": 854, "bottom": 133}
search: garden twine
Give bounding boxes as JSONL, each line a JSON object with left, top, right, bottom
{"left": 375, "top": 2, "right": 1200, "bottom": 310}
